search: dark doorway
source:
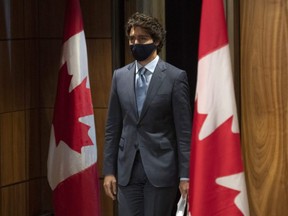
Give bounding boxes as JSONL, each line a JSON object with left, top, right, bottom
{"left": 166, "top": 0, "right": 202, "bottom": 107}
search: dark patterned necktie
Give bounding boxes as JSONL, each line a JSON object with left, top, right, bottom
{"left": 136, "top": 67, "right": 148, "bottom": 115}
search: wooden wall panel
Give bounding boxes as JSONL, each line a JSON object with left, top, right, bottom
{"left": 81, "top": 0, "right": 112, "bottom": 38}
{"left": 0, "top": 41, "right": 25, "bottom": 113}
{"left": 124, "top": 0, "right": 137, "bottom": 65}
{"left": 0, "top": 113, "right": 13, "bottom": 186}
{"left": 26, "top": 110, "right": 41, "bottom": 179}
{"left": 40, "top": 109, "right": 53, "bottom": 177}
{"left": 38, "top": 0, "right": 65, "bottom": 38}
{"left": 24, "top": 40, "right": 40, "bottom": 109}
{"left": 87, "top": 39, "right": 112, "bottom": 108}
{"left": 240, "top": 0, "right": 288, "bottom": 215}
{"left": 41, "top": 178, "right": 53, "bottom": 212}
{"left": 0, "top": 0, "right": 24, "bottom": 39}
{"left": 27, "top": 179, "right": 42, "bottom": 215}
{"left": 1, "top": 183, "right": 27, "bottom": 216}
{"left": 0, "top": 112, "right": 26, "bottom": 186}
{"left": 0, "top": 0, "right": 113, "bottom": 214}
{"left": 39, "top": 40, "right": 62, "bottom": 108}
{"left": 24, "top": 0, "right": 38, "bottom": 38}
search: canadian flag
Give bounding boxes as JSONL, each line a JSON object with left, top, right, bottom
{"left": 47, "top": 0, "right": 100, "bottom": 215}
{"left": 188, "top": 0, "right": 250, "bottom": 215}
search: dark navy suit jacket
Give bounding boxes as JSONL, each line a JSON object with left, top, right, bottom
{"left": 103, "top": 59, "right": 192, "bottom": 187}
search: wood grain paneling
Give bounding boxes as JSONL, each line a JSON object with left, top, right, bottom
{"left": 26, "top": 110, "right": 41, "bottom": 179}
{"left": 1, "top": 183, "right": 27, "bottom": 216}
{"left": 25, "top": 40, "right": 40, "bottom": 109}
{"left": 38, "top": 0, "right": 65, "bottom": 38}
{"left": 0, "top": 112, "right": 27, "bottom": 186}
{"left": 0, "top": 0, "right": 24, "bottom": 39}
{"left": 41, "top": 178, "right": 53, "bottom": 213}
{"left": 27, "top": 179, "right": 42, "bottom": 215}
{"left": 81, "top": 0, "right": 112, "bottom": 38}
{"left": 240, "top": 0, "right": 288, "bottom": 215}
{"left": 0, "top": 0, "right": 113, "bottom": 214}
{"left": 0, "top": 41, "right": 25, "bottom": 113}
{"left": 40, "top": 109, "right": 54, "bottom": 177}
{"left": 87, "top": 39, "right": 112, "bottom": 108}
{"left": 124, "top": 0, "right": 137, "bottom": 64}
{"left": 24, "top": 0, "right": 38, "bottom": 38}
{"left": 226, "top": 0, "right": 241, "bottom": 112}
{"left": 39, "top": 109, "right": 54, "bottom": 211}
{"left": 39, "top": 40, "right": 62, "bottom": 108}
{"left": 0, "top": 113, "right": 13, "bottom": 186}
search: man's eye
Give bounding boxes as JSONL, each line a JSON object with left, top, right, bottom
{"left": 139, "top": 37, "right": 147, "bottom": 41}
{"left": 129, "top": 35, "right": 150, "bottom": 43}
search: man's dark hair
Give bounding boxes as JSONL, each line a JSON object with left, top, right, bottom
{"left": 125, "top": 12, "right": 166, "bottom": 53}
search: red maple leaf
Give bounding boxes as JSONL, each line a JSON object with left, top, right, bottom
{"left": 189, "top": 100, "right": 244, "bottom": 215}
{"left": 53, "top": 63, "right": 94, "bottom": 153}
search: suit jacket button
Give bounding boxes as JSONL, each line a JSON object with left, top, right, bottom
{"left": 137, "top": 124, "right": 141, "bottom": 128}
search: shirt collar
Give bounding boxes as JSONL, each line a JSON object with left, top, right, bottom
{"left": 135, "top": 55, "right": 159, "bottom": 74}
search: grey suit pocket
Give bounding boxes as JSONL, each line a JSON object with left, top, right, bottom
{"left": 119, "top": 138, "right": 125, "bottom": 151}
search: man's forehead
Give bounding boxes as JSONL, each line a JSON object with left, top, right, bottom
{"left": 130, "top": 26, "right": 149, "bottom": 35}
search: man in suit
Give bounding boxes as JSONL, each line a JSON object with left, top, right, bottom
{"left": 103, "top": 12, "right": 192, "bottom": 216}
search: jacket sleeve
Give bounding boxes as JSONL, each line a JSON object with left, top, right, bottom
{"left": 102, "top": 70, "right": 123, "bottom": 176}
{"left": 172, "top": 70, "right": 192, "bottom": 178}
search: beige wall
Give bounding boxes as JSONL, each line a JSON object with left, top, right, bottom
{"left": 0, "top": 0, "right": 114, "bottom": 215}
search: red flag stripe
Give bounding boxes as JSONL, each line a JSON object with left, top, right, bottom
{"left": 53, "top": 164, "right": 101, "bottom": 216}
{"left": 63, "top": 0, "right": 83, "bottom": 42}
{"left": 198, "top": 0, "right": 228, "bottom": 60}
{"left": 189, "top": 0, "right": 250, "bottom": 215}
{"left": 47, "top": 0, "right": 100, "bottom": 215}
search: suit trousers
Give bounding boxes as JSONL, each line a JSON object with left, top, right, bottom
{"left": 117, "top": 151, "right": 178, "bottom": 216}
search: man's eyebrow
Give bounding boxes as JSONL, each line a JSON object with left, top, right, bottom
{"left": 129, "top": 34, "right": 149, "bottom": 36}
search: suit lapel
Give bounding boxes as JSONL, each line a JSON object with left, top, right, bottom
{"left": 125, "top": 63, "right": 138, "bottom": 118}
{"left": 139, "top": 60, "right": 167, "bottom": 120}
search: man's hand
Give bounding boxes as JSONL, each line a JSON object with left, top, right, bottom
{"left": 103, "top": 175, "right": 117, "bottom": 200}
{"left": 179, "top": 180, "right": 189, "bottom": 199}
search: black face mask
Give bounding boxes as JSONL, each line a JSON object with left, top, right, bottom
{"left": 130, "top": 43, "right": 157, "bottom": 61}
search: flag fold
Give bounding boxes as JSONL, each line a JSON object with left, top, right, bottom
{"left": 188, "top": 0, "right": 249, "bottom": 215}
{"left": 47, "top": 0, "right": 100, "bottom": 215}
